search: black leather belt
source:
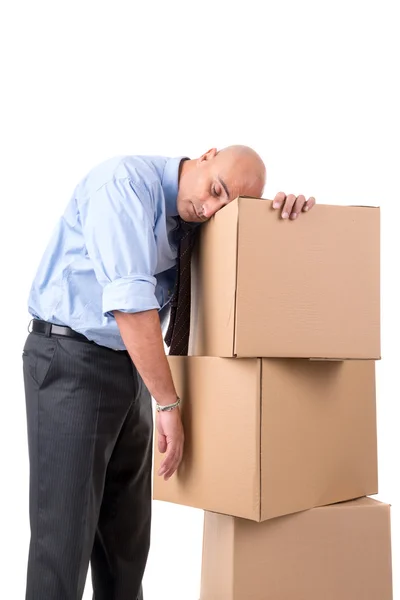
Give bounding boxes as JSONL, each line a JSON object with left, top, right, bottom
{"left": 31, "top": 319, "right": 92, "bottom": 343}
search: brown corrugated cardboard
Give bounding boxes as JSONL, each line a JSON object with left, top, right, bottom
{"left": 200, "top": 498, "right": 393, "bottom": 600}
{"left": 153, "top": 357, "right": 378, "bottom": 521}
{"left": 189, "top": 197, "right": 380, "bottom": 359}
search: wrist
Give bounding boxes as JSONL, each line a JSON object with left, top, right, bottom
{"left": 155, "top": 397, "right": 181, "bottom": 412}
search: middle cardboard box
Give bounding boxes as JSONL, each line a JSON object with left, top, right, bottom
{"left": 153, "top": 356, "right": 378, "bottom": 522}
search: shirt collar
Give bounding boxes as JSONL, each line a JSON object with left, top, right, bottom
{"left": 162, "top": 156, "right": 188, "bottom": 217}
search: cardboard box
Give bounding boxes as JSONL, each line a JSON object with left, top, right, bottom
{"left": 200, "top": 498, "right": 393, "bottom": 600}
{"left": 154, "top": 357, "right": 378, "bottom": 521}
{"left": 189, "top": 197, "right": 380, "bottom": 359}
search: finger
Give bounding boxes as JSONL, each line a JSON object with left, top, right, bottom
{"left": 290, "top": 195, "right": 306, "bottom": 220}
{"left": 159, "top": 454, "right": 178, "bottom": 479}
{"left": 158, "top": 431, "right": 167, "bottom": 454}
{"left": 302, "top": 196, "right": 316, "bottom": 212}
{"left": 160, "top": 442, "right": 184, "bottom": 480}
{"left": 158, "top": 457, "right": 172, "bottom": 477}
{"left": 158, "top": 448, "right": 174, "bottom": 474}
{"left": 272, "top": 192, "right": 286, "bottom": 209}
{"left": 282, "top": 194, "right": 297, "bottom": 219}
{"left": 164, "top": 444, "right": 184, "bottom": 479}
{"left": 158, "top": 443, "right": 179, "bottom": 477}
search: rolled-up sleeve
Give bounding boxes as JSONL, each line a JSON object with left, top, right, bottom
{"left": 79, "top": 177, "right": 161, "bottom": 315}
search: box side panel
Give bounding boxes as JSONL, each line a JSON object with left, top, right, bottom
{"left": 189, "top": 200, "right": 239, "bottom": 357}
{"left": 200, "top": 512, "right": 234, "bottom": 599}
{"left": 234, "top": 200, "right": 380, "bottom": 358}
{"left": 153, "top": 356, "right": 261, "bottom": 520}
{"left": 260, "top": 359, "right": 378, "bottom": 520}
{"left": 231, "top": 499, "right": 392, "bottom": 600}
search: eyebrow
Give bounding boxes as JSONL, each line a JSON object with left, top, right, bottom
{"left": 218, "top": 176, "right": 230, "bottom": 200}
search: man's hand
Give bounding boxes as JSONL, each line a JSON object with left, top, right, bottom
{"left": 272, "top": 192, "right": 316, "bottom": 220}
{"left": 157, "top": 409, "right": 184, "bottom": 481}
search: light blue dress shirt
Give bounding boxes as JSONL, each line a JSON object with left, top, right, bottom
{"left": 28, "top": 155, "right": 185, "bottom": 350}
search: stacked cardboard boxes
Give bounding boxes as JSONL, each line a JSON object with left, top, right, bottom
{"left": 154, "top": 198, "right": 393, "bottom": 598}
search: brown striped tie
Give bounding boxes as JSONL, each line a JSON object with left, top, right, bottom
{"left": 164, "top": 220, "right": 197, "bottom": 355}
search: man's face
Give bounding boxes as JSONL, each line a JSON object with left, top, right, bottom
{"left": 177, "top": 148, "right": 265, "bottom": 223}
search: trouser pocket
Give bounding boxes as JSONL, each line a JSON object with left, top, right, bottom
{"left": 22, "top": 332, "right": 58, "bottom": 388}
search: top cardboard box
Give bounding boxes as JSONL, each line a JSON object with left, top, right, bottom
{"left": 189, "top": 197, "right": 380, "bottom": 359}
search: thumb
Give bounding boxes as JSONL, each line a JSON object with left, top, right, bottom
{"left": 158, "top": 432, "right": 167, "bottom": 454}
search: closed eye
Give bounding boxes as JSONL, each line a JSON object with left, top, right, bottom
{"left": 217, "top": 176, "right": 230, "bottom": 201}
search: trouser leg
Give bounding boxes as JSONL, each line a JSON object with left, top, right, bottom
{"left": 23, "top": 333, "right": 143, "bottom": 600}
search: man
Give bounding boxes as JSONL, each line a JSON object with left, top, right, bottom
{"left": 23, "top": 145, "right": 315, "bottom": 600}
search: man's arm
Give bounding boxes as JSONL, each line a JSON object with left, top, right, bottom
{"left": 114, "top": 309, "right": 176, "bottom": 405}
{"left": 114, "top": 309, "right": 184, "bottom": 481}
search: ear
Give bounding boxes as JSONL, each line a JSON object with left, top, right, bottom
{"left": 197, "top": 147, "right": 217, "bottom": 164}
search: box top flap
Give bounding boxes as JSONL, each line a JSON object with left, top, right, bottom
{"left": 236, "top": 196, "right": 379, "bottom": 209}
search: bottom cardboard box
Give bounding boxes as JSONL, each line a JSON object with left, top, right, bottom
{"left": 200, "top": 497, "right": 392, "bottom": 600}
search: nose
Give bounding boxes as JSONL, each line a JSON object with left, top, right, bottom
{"left": 200, "top": 199, "right": 220, "bottom": 219}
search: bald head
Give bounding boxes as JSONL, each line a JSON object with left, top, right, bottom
{"left": 177, "top": 144, "right": 267, "bottom": 222}
{"left": 216, "top": 145, "right": 266, "bottom": 189}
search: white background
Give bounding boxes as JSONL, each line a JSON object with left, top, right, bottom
{"left": 1, "top": 1, "right": 399, "bottom": 598}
